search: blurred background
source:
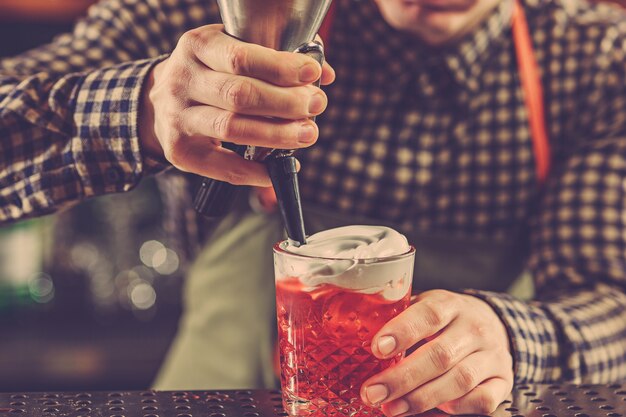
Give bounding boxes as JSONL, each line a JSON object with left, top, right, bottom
{"left": 1, "top": 0, "right": 626, "bottom": 395}
{"left": 0, "top": 0, "right": 184, "bottom": 392}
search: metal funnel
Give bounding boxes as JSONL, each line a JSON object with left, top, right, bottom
{"left": 216, "top": 0, "right": 333, "bottom": 51}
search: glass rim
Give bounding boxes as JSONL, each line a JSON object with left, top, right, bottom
{"left": 273, "top": 240, "right": 415, "bottom": 263}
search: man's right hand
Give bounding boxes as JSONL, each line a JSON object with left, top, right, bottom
{"left": 139, "top": 24, "right": 335, "bottom": 186}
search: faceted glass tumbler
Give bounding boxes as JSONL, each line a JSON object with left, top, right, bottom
{"left": 273, "top": 241, "right": 415, "bottom": 417}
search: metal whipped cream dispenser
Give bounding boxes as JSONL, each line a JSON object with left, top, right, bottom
{"left": 194, "top": 0, "right": 334, "bottom": 246}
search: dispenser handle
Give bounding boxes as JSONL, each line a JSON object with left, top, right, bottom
{"left": 193, "top": 143, "right": 246, "bottom": 218}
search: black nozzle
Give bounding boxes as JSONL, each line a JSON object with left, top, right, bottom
{"left": 267, "top": 155, "right": 306, "bottom": 246}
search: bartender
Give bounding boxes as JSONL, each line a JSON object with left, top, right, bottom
{"left": 1, "top": 0, "right": 626, "bottom": 416}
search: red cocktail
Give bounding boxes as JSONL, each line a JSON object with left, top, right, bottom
{"left": 274, "top": 242, "right": 415, "bottom": 417}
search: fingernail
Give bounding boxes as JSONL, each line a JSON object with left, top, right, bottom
{"left": 387, "top": 399, "right": 410, "bottom": 416}
{"left": 308, "top": 93, "right": 325, "bottom": 114}
{"left": 365, "top": 384, "right": 389, "bottom": 405}
{"left": 298, "top": 123, "right": 316, "bottom": 143}
{"left": 378, "top": 336, "right": 397, "bottom": 356}
{"left": 299, "top": 63, "right": 319, "bottom": 82}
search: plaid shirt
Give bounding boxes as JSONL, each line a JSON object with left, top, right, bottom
{"left": 1, "top": 0, "right": 626, "bottom": 385}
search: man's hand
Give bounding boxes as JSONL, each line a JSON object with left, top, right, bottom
{"left": 361, "top": 290, "right": 514, "bottom": 416}
{"left": 139, "top": 24, "right": 335, "bottom": 186}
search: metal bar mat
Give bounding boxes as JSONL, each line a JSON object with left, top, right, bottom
{"left": 0, "top": 385, "right": 624, "bottom": 417}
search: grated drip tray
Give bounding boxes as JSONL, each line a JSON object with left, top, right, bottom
{"left": 0, "top": 385, "right": 623, "bottom": 416}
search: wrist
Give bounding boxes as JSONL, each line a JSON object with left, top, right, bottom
{"left": 462, "top": 289, "right": 562, "bottom": 383}
{"left": 138, "top": 61, "right": 165, "bottom": 160}
{"left": 462, "top": 293, "right": 512, "bottom": 355}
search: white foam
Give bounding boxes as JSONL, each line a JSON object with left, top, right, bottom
{"left": 285, "top": 225, "right": 410, "bottom": 259}
{"left": 277, "top": 226, "right": 413, "bottom": 300}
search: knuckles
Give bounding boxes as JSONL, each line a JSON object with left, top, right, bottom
{"left": 395, "top": 310, "right": 422, "bottom": 345}
{"left": 473, "top": 394, "right": 500, "bottom": 415}
{"left": 405, "top": 395, "right": 430, "bottom": 415}
{"left": 212, "top": 111, "right": 239, "bottom": 140}
{"left": 179, "top": 30, "right": 201, "bottom": 52}
{"left": 179, "top": 26, "right": 220, "bottom": 55}
{"left": 454, "top": 364, "right": 478, "bottom": 392}
{"left": 220, "top": 78, "right": 258, "bottom": 111}
{"left": 151, "top": 58, "right": 194, "bottom": 103}
{"left": 226, "top": 43, "right": 251, "bottom": 75}
{"left": 178, "top": 30, "right": 205, "bottom": 57}
{"left": 166, "top": 65, "right": 194, "bottom": 97}
{"left": 428, "top": 341, "right": 455, "bottom": 371}
{"left": 445, "top": 393, "right": 499, "bottom": 415}
{"left": 421, "top": 301, "right": 446, "bottom": 331}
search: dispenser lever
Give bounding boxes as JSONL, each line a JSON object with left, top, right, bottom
{"left": 193, "top": 143, "right": 246, "bottom": 218}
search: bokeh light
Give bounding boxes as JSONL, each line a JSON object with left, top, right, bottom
{"left": 129, "top": 282, "right": 156, "bottom": 310}
{"left": 69, "top": 243, "right": 99, "bottom": 270}
{"left": 28, "top": 273, "right": 55, "bottom": 303}
{"left": 153, "top": 249, "right": 179, "bottom": 275}
{"left": 139, "top": 240, "right": 165, "bottom": 268}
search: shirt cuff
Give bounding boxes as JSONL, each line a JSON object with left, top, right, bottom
{"left": 72, "top": 55, "right": 169, "bottom": 197}
{"left": 463, "top": 289, "right": 563, "bottom": 383}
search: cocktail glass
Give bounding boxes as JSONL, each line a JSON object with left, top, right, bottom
{"left": 274, "top": 241, "right": 415, "bottom": 417}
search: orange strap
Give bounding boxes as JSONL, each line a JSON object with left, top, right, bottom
{"left": 511, "top": 0, "right": 551, "bottom": 183}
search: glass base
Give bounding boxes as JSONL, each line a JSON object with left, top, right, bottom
{"left": 283, "top": 392, "right": 385, "bottom": 417}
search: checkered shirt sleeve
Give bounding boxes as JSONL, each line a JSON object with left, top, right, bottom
{"left": 469, "top": 140, "right": 626, "bottom": 384}
{"left": 468, "top": 7, "right": 626, "bottom": 383}
{"left": 0, "top": 0, "right": 217, "bottom": 222}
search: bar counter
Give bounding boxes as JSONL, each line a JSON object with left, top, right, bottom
{"left": 1, "top": 385, "right": 624, "bottom": 417}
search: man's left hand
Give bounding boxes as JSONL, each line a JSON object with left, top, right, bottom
{"left": 360, "top": 290, "right": 514, "bottom": 416}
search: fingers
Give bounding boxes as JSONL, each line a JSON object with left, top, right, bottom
{"left": 321, "top": 61, "right": 335, "bottom": 85}
{"left": 372, "top": 290, "right": 461, "bottom": 359}
{"left": 188, "top": 69, "right": 327, "bottom": 119}
{"left": 380, "top": 351, "right": 511, "bottom": 416}
{"left": 359, "top": 291, "right": 515, "bottom": 417}
{"left": 307, "top": 34, "right": 335, "bottom": 85}
{"left": 183, "top": 25, "right": 324, "bottom": 86}
{"left": 437, "top": 378, "right": 513, "bottom": 415}
{"left": 164, "top": 136, "right": 272, "bottom": 187}
{"left": 362, "top": 317, "right": 478, "bottom": 405}
{"left": 182, "top": 106, "right": 319, "bottom": 148}
{"left": 146, "top": 24, "right": 335, "bottom": 186}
